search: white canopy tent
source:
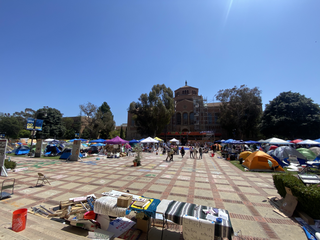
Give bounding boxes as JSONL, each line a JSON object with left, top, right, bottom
{"left": 140, "top": 137, "right": 159, "bottom": 143}
{"left": 298, "top": 139, "right": 320, "bottom": 145}
{"left": 169, "top": 138, "right": 179, "bottom": 144}
{"left": 262, "top": 137, "right": 292, "bottom": 145}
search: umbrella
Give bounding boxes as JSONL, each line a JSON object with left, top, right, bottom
{"left": 296, "top": 148, "right": 317, "bottom": 160}
{"left": 104, "top": 136, "right": 128, "bottom": 144}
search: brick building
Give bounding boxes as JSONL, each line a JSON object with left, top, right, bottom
{"left": 127, "top": 82, "right": 226, "bottom": 144}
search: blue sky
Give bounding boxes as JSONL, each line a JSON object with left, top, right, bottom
{"left": 1, "top": 0, "right": 319, "bottom": 126}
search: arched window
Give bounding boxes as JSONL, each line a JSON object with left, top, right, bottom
{"left": 189, "top": 112, "right": 194, "bottom": 124}
{"left": 176, "top": 113, "right": 181, "bottom": 125}
{"left": 183, "top": 113, "right": 188, "bottom": 125}
{"left": 208, "top": 113, "right": 213, "bottom": 124}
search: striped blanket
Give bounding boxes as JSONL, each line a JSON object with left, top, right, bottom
{"left": 164, "top": 201, "right": 233, "bottom": 239}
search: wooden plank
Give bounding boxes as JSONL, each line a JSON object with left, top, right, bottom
{"left": 296, "top": 209, "right": 314, "bottom": 225}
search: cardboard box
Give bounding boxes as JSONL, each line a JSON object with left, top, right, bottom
{"left": 136, "top": 218, "right": 150, "bottom": 233}
{"left": 117, "top": 194, "right": 133, "bottom": 208}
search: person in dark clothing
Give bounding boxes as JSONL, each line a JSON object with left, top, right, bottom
{"left": 199, "top": 147, "right": 203, "bottom": 159}
{"left": 180, "top": 147, "right": 185, "bottom": 158}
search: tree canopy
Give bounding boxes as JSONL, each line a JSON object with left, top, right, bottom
{"left": 260, "top": 91, "right": 320, "bottom": 139}
{"left": 215, "top": 85, "right": 262, "bottom": 139}
{"left": 0, "top": 113, "right": 23, "bottom": 138}
{"left": 129, "top": 84, "right": 174, "bottom": 137}
{"left": 79, "top": 102, "right": 115, "bottom": 139}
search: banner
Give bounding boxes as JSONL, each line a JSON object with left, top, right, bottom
{"left": 26, "top": 118, "right": 35, "bottom": 130}
{"left": 35, "top": 119, "right": 44, "bottom": 131}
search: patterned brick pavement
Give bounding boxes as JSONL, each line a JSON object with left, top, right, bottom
{"left": 0, "top": 152, "right": 306, "bottom": 239}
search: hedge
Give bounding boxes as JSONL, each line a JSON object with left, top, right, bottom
{"left": 4, "top": 159, "right": 16, "bottom": 170}
{"left": 272, "top": 173, "right": 320, "bottom": 219}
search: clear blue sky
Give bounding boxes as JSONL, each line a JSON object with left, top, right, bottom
{"left": 1, "top": 0, "right": 319, "bottom": 126}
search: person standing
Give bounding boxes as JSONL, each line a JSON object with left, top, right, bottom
{"left": 190, "top": 146, "right": 194, "bottom": 159}
{"left": 199, "top": 147, "right": 203, "bottom": 159}
{"left": 194, "top": 147, "right": 198, "bottom": 159}
{"left": 170, "top": 147, "right": 174, "bottom": 161}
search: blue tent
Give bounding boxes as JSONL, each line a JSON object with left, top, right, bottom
{"left": 245, "top": 140, "right": 260, "bottom": 144}
{"left": 15, "top": 146, "right": 30, "bottom": 155}
{"left": 129, "top": 139, "right": 139, "bottom": 143}
{"left": 59, "top": 148, "right": 83, "bottom": 159}
{"left": 224, "top": 139, "right": 235, "bottom": 143}
{"left": 91, "top": 143, "right": 105, "bottom": 147}
{"left": 89, "top": 139, "right": 105, "bottom": 143}
{"left": 314, "top": 138, "right": 320, "bottom": 143}
{"left": 44, "top": 145, "right": 61, "bottom": 156}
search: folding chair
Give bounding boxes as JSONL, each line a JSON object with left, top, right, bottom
{"left": 36, "top": 173, "right": 51, "bottom": 186}
{"left": 0, "top": 178, "right": 15, "bottom": 200}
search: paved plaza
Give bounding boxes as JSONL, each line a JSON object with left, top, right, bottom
{"left": 0, "top": 151, "right": 306, "bottom": 239}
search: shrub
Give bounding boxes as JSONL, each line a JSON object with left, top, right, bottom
{"left": 4, "top": 159, "right": 17, "bottom": 169}
{"left": 272, "top": 173, "right": 320, "bottom": 219}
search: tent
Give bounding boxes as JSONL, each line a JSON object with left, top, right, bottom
{"left": 309, "top": 147, "right": 320, "bottom": 156}
{"left": 271, "top": 146, "right": 307, "bottom": 165}
{"left": 91, "top": 143, "right": 105, "bottom": 147}
{"left": 15, "top": 146, "right": 30, "bottom": 155}
{"left": 154, "top": 137, "right": 164, "bottom": 142}
{"left": 89, "top": 139, "right": 105, "bottom": 143}
{"left": 129, "top": 139, "right": 139, "bottom": 144}
{"left": 314, "top": 138, "right": 320, "bottom": 143}
{"left": 242, "top": 151, "right": 285, "bottom": 172}
{"left": 263, "top": 137, "right": 292, "bottom": 145}
{"left": 290, "top": 139, "right": 303, "bottom": 144}
{"left": 239, "top": 151, "right": 252, "bottom": 160}
{"left": 104, "top": 136, "right": 129, "bottom": 144}
{"left": 45, "top": 145, "right": 61, "bottom": 156}
{"left": 245, "top": 140, "right": 260, "bottom": 144}
{"left": 68, "top": 138, "right": 87, "bottom": 142}
{"left": 224, "top": 139, "right": 235, "bottom": 144}
{"left": 169, "top": 138, "right": 179, "bottom": 143}
{"left": 59, "top": 148, "right": 83, "bottom": 159}
{"left": 140, "top": 137, "right": 158, "bottom": 143}
{"left": 298, "top": 139, "right": 320, "bottom": 145}
{"left": 264, "top": 145, "right": 278, "bottom": 152}
{"left": 297, "top": 148, "right": 317, "bottom": 160}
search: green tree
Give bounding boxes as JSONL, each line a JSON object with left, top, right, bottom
{"left": 97, "top": 102, "right": 115, "bottom": 139}
{"left": 215, "top": 85, "right": 262, "bottom": 139}
{"left": 120, "top": 126, "right": 125, "bottom": 139}
{"left": 129, "top": 84, "right": 174, "bottom": 137}
{"left": 109, "top": 129, "right": 120, "bottom": 139}
{"left": 79, "top": 102, "right": 115, "bottom": 139}
{"left": 0, "top": 113, "right": 23, "bottom": 138}
{"left": 13, "top": 108, "right": 36, "bottom": 127}
{"left": 62, "top": 117, "right": 76, "bottom": 139}
{"left": 260, "top": 91, "right": 320, "bottom": 139}
{"left": 36, "top": 107, "right": 66, "bottom": 139}
{"left": 18, "top": 129, "right": 31, "bottom": 138}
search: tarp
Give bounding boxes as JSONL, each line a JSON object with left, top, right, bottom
{"left": 297, "top": 148, "right": 317, "bottom": 160}
{"left": 104, "top": 136, "right": 128, "bottom": 144}
{"left": 89, "top": 139, "right": 106, "bottom": 143}
{"left": 298, "top": 139, "right": 320, "bottom": 145}
{"left": 69, "top": 138, "right": 87, "bottom": 142}
{"left": 140, "top": 137, "right": 158, "bottom": 143}
{"left": 242, "top": 151, "right": 285, "bottom": 172}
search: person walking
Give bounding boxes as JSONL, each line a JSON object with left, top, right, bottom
{"left": 180, "top": 147, "right": 185, "bottom": 158}
{"left": 170, "top": 147, "right": 174, "bottom": 161}
{"left": 165, "top": 147, "right": 170, "bottom": 161}
{"left": 194, "top": 147, "right": 198, "bottom": 159}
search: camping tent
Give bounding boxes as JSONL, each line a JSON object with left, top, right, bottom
{"left": 239, "top": 151, "right": 252, "bottom": 160}
{"left": 298, "top": 139, "right": 320, "bottom": 145}
{"left": 104, "top": 136, "right": 129, "bottom": 144}
{"left": 264, "top": 145, "right": 278, "bottom": 152}
{"left": 271, "top": 146, "right": 307, "bottom": 164}
{"left": 296, "top": 148, "right": 317, "bottom": 160}
{"left": 14, "top": 146, "right": 30, "bottom": 155}
{"left": 45, "top": 145, "right": 61, "bottom": 156}
{"left": 140, "top": 137, "right": 158, "bottom": 143}
{"left": 59, "top": 148, "right": 83, "bottom": 159}
{"left": 242, "top": 151, "right": 284, "bottom": 172}
{"left": 309, "top": 147, "right": 320, "bottom": 156}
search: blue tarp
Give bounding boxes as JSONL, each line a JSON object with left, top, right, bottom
{"left": 69, "top": 138, "right": 87, "bottom": 142}
{"left": 89, "top": 139, "right": 105, "bottom": 143}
